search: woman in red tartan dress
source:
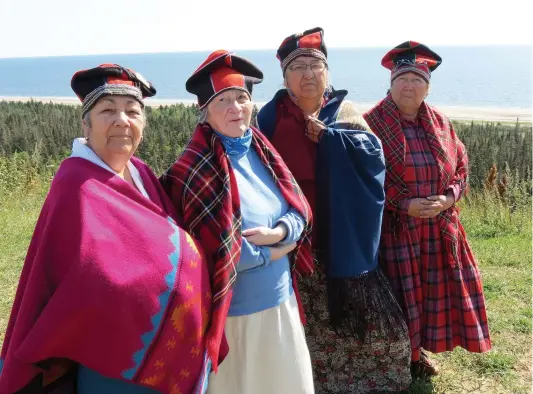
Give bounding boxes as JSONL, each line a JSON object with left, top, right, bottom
{"left": 363, "top": 42, "right": 492, "bottom": 376}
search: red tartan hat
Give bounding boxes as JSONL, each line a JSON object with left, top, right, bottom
{"left": 276, "top": 27, "right": 328, "bottom": 71}
{"left": 71, "top": 64, "right": 156, "bottom": 117}
{"left": 382, "top": 41, "right": 442, "bottom": 83}
{"left": 185, "top": 50, "right": 263, "bottom": 109}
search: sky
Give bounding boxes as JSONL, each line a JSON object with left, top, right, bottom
{"left": 0, "top": 0, "right": 531, "bottom": 59}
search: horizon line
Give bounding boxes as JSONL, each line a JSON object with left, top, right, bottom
{"left": 0, "top": 43, "right": 530, "bottom": 61}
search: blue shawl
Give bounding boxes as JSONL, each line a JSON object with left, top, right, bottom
{"left": 316, "top": 127, "right": 385, "bottom": 278}
{"left": 257, "top": 89, "right": 392, "bottom": 339}
{"left": 257, "top": 89, "right": 385, "bottom": 278}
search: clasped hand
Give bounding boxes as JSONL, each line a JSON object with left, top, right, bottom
{"left": 242, "top": 225, "right": 296, "bottom": 261}
{"left": 407, "top": 194, "right": 454, "bottom": 219}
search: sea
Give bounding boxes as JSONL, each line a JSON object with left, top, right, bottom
{"left": 0, "top": 45, "right": 531, "bottom": 109}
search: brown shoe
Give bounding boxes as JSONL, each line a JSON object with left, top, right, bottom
{"left": 411, "top": 349, "right": 439, "bottom": 377}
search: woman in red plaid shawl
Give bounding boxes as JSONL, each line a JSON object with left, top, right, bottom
{"left": 363, "top": 42, "right": 492, "bottom": 376}
{"left": 161, "top": 50, "right": 315, "bottom": 394}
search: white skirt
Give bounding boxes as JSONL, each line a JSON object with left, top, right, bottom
{"left": 206, "top": 293, "right": 315, "bottom": 394}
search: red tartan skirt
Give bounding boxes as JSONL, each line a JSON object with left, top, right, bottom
{"left": 379, "top": 213, "right": 492, "bottom": 361}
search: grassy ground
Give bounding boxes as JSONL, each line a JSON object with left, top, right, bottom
{"left": 0, "top": 189, "right": 48, "bottom": 341}
{"left": 408, "top": 194, "right": 532, "bottom": 394}
{"left": 0, "top": 186, "right": 531, "bottom": 393}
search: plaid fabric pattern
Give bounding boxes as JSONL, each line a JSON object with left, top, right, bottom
{"left": 403, "top": 122, "right": 439, "bottom": 196}
{"left": 161, "top": 123, "right": 314, "bottom": 371}
{"left": 364, "top": 95, "right": 467, "bottom": 268}
{"left": 363, "top": 97, "right": 491, "bottom": 360}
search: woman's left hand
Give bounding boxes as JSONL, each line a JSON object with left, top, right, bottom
{"left": 243, "top": 225, "right": 287, "bottom": 246}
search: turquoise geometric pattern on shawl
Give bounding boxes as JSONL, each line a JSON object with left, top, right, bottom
{"left": 121, "top": 217, "right": 181, "bottom": 380}
{"left": 0, "top": 358, "right": 4, "bottom": 374}
{"left": 193, "top": 352, "right": 212, "bottom": 394}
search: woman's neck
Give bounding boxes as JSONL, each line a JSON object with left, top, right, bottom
{"left": 116, "top": 166, "right": 127, "bottom": 179}
{"left": 104, "top": 157, "right": 129, "bottom": 178}
{"left": 399, "top": 108, "right": 419, "bottom": 122}
{"left": 103, "top": 156, "right": 130, "bottom": 180}
{"left": 85, "top": 142, "right": 130, "bottom": 177}
{"left": 213, "top": 128, "right": 252, "bottom": 158}
{"left": 290, "top": 95, "right": 322, "bottom": 117}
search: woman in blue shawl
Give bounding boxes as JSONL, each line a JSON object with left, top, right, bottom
{"left": 256, "top": 27, "right": 412, "bottom": 393}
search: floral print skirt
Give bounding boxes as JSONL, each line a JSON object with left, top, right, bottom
{"left": 299, "top": 269, "right": 412, "bottom": 393}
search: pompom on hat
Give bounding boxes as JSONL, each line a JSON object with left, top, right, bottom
{"left": 382, "top": 41, "right": 442, "bottom": 83}
{"left": 71, "top": 64, "right": 156, "bottom": 117}
{"left": 276, "top": 27, "right": 328, "bottom": 72}
{"left": 185, "top": 50, "right": 263, "bottom": 109}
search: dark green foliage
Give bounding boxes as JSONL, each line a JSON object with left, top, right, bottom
{"left": 0, "top": 100, "right": 81, "bottom": 159}
{"left": 454, "top": 120, "right": 532, "bottom": 189}
{"left": 0, "top": 100, "right": 200, "bottom": 176}
{"left": 137, "top": 104, "right": 199, "bottom": 174}
{"left": 0, "top": 101, "right": 531, "bottom": 193}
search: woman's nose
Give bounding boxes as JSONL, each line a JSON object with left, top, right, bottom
{"left": 229, "top": 100, "right": 242, "bottom": 112}
{"left": 113, "top": 110, "right": 130, "bottom": 126}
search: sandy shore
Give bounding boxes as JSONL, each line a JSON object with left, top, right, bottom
{"left": 1, "top": 96, "right": 531, "bottom": 123}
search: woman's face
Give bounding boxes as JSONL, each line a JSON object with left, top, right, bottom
{"left": 83, "top": 95, "right": 144, "bottom": 166}
{"left": 390, "top": 72, "right": 430, "bottom": 114}
{"left": 284, "top": 56, "right": 328, "bottom": 102}
{"left": 206, "top": 89, "right": 253, "bottom": 138}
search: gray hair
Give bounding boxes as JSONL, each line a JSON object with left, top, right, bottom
{"left": 83, "top": 111, "right": 92, "bottom": 128}
{"left": 198, "top": 107, "right": 209, "bottom": 124}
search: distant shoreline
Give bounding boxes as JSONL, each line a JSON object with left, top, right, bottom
{"left": 1, "top": 96, "right": 531, "bottom": 123}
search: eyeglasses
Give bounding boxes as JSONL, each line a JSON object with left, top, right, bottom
{"left": 287, "top": 62, "right": 327, "bottom": 74}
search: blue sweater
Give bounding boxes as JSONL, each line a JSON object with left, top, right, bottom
{"left": 222, "top": 133, "right": 305, "bottom": 317}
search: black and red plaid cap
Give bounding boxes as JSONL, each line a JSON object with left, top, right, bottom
{"left": 382, "top": 41, "right": 442, "bottom": 82}
{"left": 276, "top": 27, "right": 328, "bottom": 71}
{"left": 185, "top": 50, "right": 263, "bottom": 109}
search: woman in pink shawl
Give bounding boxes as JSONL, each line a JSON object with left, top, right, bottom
{"left": 0, "top": 65, "right": 213, "bottom": 394}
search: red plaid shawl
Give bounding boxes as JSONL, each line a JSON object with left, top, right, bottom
{"left": 363, "top": 95, "right": 468, "bottom": 268}
{"left": 161, "top": 124, "right": 314, "bottom": 371}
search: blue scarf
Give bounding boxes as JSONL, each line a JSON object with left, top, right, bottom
{"left": 213, "top": 128, "right": 252, "bottom": 158}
